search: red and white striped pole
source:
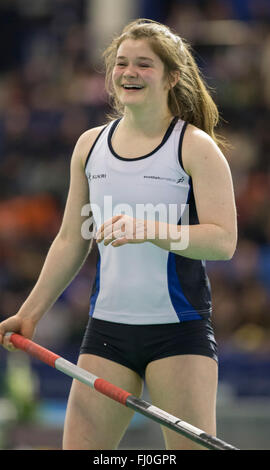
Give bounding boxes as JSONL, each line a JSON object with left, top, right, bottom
{"left": 4, "top": 332, "right": 238, "bottom": 451}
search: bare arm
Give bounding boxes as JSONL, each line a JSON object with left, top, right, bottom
{"left": 150, "top": 125, "right": 238, "bottom": 260}
{"left": 0, "top": 126, "right": 104, "bottom": 344}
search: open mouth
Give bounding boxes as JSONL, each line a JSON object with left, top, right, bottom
{"left": 121, "top": 84, "right": 144, "bottom": 90}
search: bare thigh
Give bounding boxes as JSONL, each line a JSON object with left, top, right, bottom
{"left": 145, "top": 355, "right": 218, "bottom": 450}
{"left": 62, "top": 354, "right": 143, "bottom": 450}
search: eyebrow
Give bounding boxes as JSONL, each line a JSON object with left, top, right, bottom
{"left": 116, "top": 55, "right": 154, "bottom": 62}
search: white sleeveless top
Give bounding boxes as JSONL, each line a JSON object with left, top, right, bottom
{"left": 85, "top": 117, "right": 212, "bottom": 324}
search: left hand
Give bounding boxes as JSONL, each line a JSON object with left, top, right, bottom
{"left": 96, "top": 214, "right": 148, "bottom": 247}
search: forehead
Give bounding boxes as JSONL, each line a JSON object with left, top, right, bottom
{"left": 116, "top": 38, "right": 162, "bottom": 63}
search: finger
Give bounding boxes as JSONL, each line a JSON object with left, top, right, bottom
{"left": 103, "top": 221, "right": 130, "bottom": 244}
{"left": 97, "top": 216, "right": 121, "bottom": 239}
{"left": 96, "top": 224, "right": 104, "bottom": 241}
{"left": 101, "top": 227, "right": 114, "bottom": 244}
{"left": 0, "top": 318, "right": 20, "bottom": 346}
{"left": 96, "top": 215, "right": 123, "bottom": 241}
{"left": 103, "top": 228, "right": 125, "bottom": 246}
{"left": 111, "top": 237, "right": 128, "bottom": 247}
{"left": 100, "top": 219, "right": 125, "bottom": 244}
{"left": 3, "top": 333, "right": 18, "bottom": 352}
{"left": 3, "top": 342, "right": 17, "bottom": 352}
{"left": 0, "top": 324, "right": 8, "bottom": 345}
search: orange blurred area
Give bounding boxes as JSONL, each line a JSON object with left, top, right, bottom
{"left": 0, "top": 194, "right": 61, "bottom": 240}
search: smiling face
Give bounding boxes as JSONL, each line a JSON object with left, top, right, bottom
{"left": 112, "top": 38, "right": 171, "bottom": 112}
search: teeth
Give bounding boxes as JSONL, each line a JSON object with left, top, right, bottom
{"left": 123, "top": 85, "right": 143, "bottom": 89}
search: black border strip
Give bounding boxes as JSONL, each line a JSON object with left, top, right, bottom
{"left": 178, "top": 121, "right": 188, "bottom": 171}
{"left": 84, "top": 125, "right": 108, "bottom": 170}
{"left": 108, "top": 116, "right": 178, "bottom": 161}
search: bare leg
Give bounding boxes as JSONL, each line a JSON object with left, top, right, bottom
{"left": 145, "top": 355, "right": 218, "bottom": 450}
{"left": 63, "top": 354, "right": 143, "bottom": 449}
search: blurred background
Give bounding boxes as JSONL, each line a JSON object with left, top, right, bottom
{"left": 0, "top": 0, "right": 270, "bottom": 450}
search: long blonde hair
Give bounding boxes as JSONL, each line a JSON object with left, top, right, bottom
{"left": 103, "top": 19, "right": 226, "bottom": 148}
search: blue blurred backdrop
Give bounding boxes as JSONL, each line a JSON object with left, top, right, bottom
{"left": 0, "top": 0, "right": 270, "bottom": 450}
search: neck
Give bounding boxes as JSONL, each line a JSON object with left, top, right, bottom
{"left": 121, "top": 104, "right": 174, "bottom": 137}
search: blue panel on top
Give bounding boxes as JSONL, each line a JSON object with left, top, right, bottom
{"left": 167, "top": 251, "right": 202, "bottom": 321}
{"left": 89, "top": 256, "right": 100, "bottom": 316}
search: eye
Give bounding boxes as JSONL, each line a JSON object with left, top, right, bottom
{"left": 139, "top": 64, "right": 150, "bottom": 68}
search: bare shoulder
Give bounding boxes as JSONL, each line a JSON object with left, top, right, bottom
{"left": 182, "top": 123, "right": 228, "bottom": 176}
{"left": 73, "top": 125, "right": 107, "bottom": 168}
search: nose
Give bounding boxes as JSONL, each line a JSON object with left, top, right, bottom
{"left": 123, "top": 64, "right": 138, "bottom": 78}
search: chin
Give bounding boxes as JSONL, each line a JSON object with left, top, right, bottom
{"left": 122, "top": 98, "right": 145, "bottom": 106}
{"left": 117, "top": 89, "right": 147, "bottom": 106}
{"left": 121, "top": 93, "right": 147, "bottom": 105}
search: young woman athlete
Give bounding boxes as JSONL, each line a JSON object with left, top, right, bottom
{"left": 0, "top": 19, "right": 237, "bottom": 450}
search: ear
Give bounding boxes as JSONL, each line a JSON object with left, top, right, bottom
{"left": 164, "top": 70, "right": 180, "bottom": 92}
{"left": 169, "top": 70, "right": 180, "bottom": 88}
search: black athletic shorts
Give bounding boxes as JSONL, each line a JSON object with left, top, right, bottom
{"left": 79, "top": 317, "right": 218, "bottom": 379}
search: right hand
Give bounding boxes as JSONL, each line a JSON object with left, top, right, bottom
{"left": 0, "top": 314, "right": 37, "bottom": 351}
